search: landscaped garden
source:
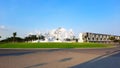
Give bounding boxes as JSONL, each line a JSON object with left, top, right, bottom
{"left": 0, "top": 42, "right": 113, "bottom": 48}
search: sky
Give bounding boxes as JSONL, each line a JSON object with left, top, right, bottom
{"left": 0, "top": 0, "right": 120, "bottom": 39}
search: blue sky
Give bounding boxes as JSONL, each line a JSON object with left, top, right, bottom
{"left": 0, "top": 0, "right": 120, "bottom": 39}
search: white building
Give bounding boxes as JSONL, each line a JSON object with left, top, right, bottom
{"left": 78, "top": 32, "right": 120, "bottom": 43}
{"left": 44, "top": 27, "right": 74, "bottom": 42}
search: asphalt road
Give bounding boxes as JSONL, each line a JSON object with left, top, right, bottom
{"left": 71, "top": 51, "right": 120, "bottom": 68}
{"left": 0, "top": 47, "right": 119, "bottom": 55}
{"left": 0, "top": 47, "right": 120, "bottom": 68}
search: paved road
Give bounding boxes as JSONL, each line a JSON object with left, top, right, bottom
{"left": 71, "top": 51, "right": 120, "bottom": 68}
{"left": 0, "top": 47, "right": 120, "bottom": 68}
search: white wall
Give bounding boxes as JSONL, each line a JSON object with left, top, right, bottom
{"left": 78, "top": 33, "right": 84, "bottom": 42}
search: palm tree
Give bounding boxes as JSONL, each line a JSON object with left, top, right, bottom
{"left": 13, "top": 32, "right": 17, "bottom": 42}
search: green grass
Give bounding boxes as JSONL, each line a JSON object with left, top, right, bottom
{"left": 0, "top": 42, "right": 113, "bottom": 48}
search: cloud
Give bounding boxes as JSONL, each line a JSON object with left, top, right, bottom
{"left": 0, "top": 25, "right": 6, "bottom": 30}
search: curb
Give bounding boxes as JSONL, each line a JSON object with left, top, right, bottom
{"left": 0, "top": 46, "right": 116, "bottom": 50}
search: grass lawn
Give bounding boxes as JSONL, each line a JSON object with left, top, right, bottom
{"left": 0, "top": 42, "right": 113, "bottom": 48}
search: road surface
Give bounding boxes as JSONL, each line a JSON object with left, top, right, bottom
{"left": 0, "top": 47, "right": 120, "bottom": 68}
{"left": 71, "top": 51, "right": 120, "bottom": 68}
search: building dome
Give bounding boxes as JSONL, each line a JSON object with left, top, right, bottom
{"left": 45, "top": 27, "right": 74, "bottom": 42}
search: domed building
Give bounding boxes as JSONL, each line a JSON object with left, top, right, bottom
{"left": 45, "top": 27, "right": 74, "bottom": 42}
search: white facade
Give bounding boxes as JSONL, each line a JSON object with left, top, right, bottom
{"left": 78, "top": 32, "right": 120, "bottom": 43}
{"left": 78, "top": 33, "right": 84, "bottom": 42}
{"left": 44, "top": 27, "right": 74, "bottom": 42}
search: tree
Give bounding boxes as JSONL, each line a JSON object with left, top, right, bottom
{"left": 56, "top": 38, "right": 59, "bottom": 40}
{"left": 109, "top": 36, "right": 115, "bottom": 41}
{"left": 72, "top": 36, "right": 76, "bottom": 40}
{"left": 24, "top": 37, "right": 29, "bottom": 42}
{"left": 0, "top": 37, "right": 24, "bottom": 42}
{"left": 109, "top": 36, "right": 119, "bottom": 44}
{"left": 0, "top": 36, "right": 1, "bottom": 42}
{"left": 65, "top": 38, "right": 71, "bottom": 41}
{"left": 13, "top": 32, "right": 17, "bottom": 42}
{"left": 40, "top": 35, "right": 45, "bottom": 40}
{"left": 24, "top": 35, "right": 38, "bottom": 42}
{"left": 30, "top": 35, "right": 38, "bottom": 41}
{"left": 76, "top": 39, "right": 78, "bottom": 42}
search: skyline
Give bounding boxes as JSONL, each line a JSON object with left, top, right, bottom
{"left": 0, "top": 0, "right": 120, "bottom": 39}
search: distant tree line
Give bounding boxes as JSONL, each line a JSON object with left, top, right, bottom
{"left": 0, "top": 32, "right": 45, "bottom": 43}
{"left": 0, "top": 37, "right": 24, "bottom": 42}
{"left": 24, "top": 34, "right": 45, "bottom": 42}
